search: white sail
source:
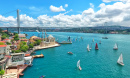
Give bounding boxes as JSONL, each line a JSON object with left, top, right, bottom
{"left": 117, "top": 53, "right": 123, "bottom": 63}
{"left": 114, "top": 43, "right": 118, "bottom": 49}
{"left": 77, "top": 60, "right": 80, "bottom": 67}
{"left": 87, "top": 44, "right": 89, "bottom": 49}
{"left": 87, "top": 44, "right": 90, "bottom": 51}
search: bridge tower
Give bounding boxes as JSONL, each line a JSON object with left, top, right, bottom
{"left": 17, "top": 9, "right": 20, "bottom": 34}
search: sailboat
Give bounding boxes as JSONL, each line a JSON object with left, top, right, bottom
{"left": 113, "top": 43, "right": 118, "bottom": 50}
{"left": 95, "top": 43, "right": 99, "bottom": 50}
{"left": 87, "top": 44, "right": 90, "bottom": 51}
{"left": 77, "top": 60, "right": 82, "bottom": 70}
{"left": 117, "top": 53, "right": 124, "bottom": 66}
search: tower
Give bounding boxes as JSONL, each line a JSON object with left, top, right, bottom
{"left": 17, "top": 9, "right": 20, "bottom": 34}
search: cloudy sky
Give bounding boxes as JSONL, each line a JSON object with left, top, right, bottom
{"left": 0, "top": 0, "right": 130, "bottom": 27}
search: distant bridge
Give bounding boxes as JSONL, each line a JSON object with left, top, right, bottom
{"left": 0, "top": 26, "right": 76, "bottom": 29}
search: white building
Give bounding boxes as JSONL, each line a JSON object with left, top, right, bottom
{"left": 7, "top": 53, "right": 25, "bottom": 67}
{"left": 0, "top": 45, "right": 7, "bottom": 59}
{"left": 0, "top": 45, "right": 9, "bottom": 71}
{"left": 40, "top": 35, "right": 55, "bottom": 47}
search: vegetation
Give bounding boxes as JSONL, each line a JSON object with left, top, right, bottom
{"left": 0, "top": 70, "right": 5, "bottom": 76}
{"left": 35, "top": 39, "right": 41, "bottom": 45}
{"left": 6, "top": 42, "right": 11, "bottom": 45}
{"left": 14, "top": 34, "right": 19, "bottom": 41}
{"left": 29, "top": 43, "right": 34, "bottom": 48}
{"left": 0, "top": 42, "right": 5, "bottom": 45}
{"left": 1, "top": 35, "right": 6, "bottom": 40}
{"left": 19, "top": 41, "right": 28, "bottom": 52}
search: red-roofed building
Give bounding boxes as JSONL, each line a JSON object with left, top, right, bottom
{"left": 0, "top": 45, "right": 7, "bottom": 47}
{"left": 3, "top": 39, "right": 11, "bottom": 43}
{"left": 0, "top": 41, "right": 6, "bottom": 43}
{"left": 21, "top": 39, "right": 28, "bottom": 42}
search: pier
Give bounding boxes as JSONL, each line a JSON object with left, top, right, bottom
{"left": 33, "top": 54, "right": 44, "bottom": 58}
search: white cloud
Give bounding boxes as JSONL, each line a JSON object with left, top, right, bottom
{"left": 1, "top": 1, "right": 130, "bottom": 27}
{"left": 65, "top": 4, "right": 68, "bottom": 8}
{"left": 50, "top": 5, "right": 66, "bottom": 12}
{"left": 82, "top": 8, "right": 94, "bottom": 15}
{"left": 90, "top": 3, "right": 94, "bottom": 8}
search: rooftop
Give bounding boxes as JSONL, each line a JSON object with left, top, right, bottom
{"left": 0, "top": 45, "right": 7, "bottom": 47}
{"left": 0, "top": 41, "right": 6, "bottom": 43}
{"left": 3, "top": 39, "right": 10, "bottom": 40}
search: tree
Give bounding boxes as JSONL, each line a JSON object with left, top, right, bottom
{"left": 35, "top": 39, "right": 41, "bottom": 45}
{"left": 0, "top": 42, "right": 4, "bottom": 45}
{"left": 1, "top": 35, "right": 6, "bottom": 40}
{"left": 15, "top": 50, "right": 21, "bottom": 53}
{"left": 0, "top": 70, "right": 5, "bottom": 77}
{"left": 14, "top": 34, "right": 19, "bottom": 41}
{"left": 29, "top": 44, "right": 34, "bottom": 48}
{"left": 20, "top": 46, "right": 28, "bottom": 52}
{"left": 6, "top": 42, "right": 11, "bottom": 45}
{"left": 33, "top": 41, "right": 37, "bottom": 46}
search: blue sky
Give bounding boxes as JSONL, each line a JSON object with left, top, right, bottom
{"left": 0, "top": 0, "right": 130, "bottom": 27}
{"left": 0, "top": 0, "right": 103, "bottom": 17}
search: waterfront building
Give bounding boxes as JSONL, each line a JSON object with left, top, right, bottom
{"left": 7, "top": 53, "right": 25, "bottom": 67}
{"left": 40, "top": 35, "right": 55, "bottom": 47}
{"left": 24, "top": 56, "right": 33, "bottom": 66}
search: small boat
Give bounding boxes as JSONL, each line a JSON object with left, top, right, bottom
{"left": 40, "top": 75, "right": 45, "bottom": 78}
{"left": 92, "top": 39, "right": 94, "bottom": 42}
{"left": 59, "top": 41, "right": 72, "bottom": 44}
{"left": 99, "top": 41, "right": 101, "bottom": 44}
{"left": 68, "top": 52, "right": 73, "bottom": 55}
{"left": 77, "top": 60, "right": 82, "bottom": 70}
{"left": 95, "top": 43, "right": 99, "bottom": 50}
{"left": 113, "top": 43, "right": 118, "bottom": 50}
{"left": 102, "top": 37, "right": 108, "bottom": 39}
{"left": 117, "top": 53, "right": 124, "bottom": 66}
{"left": 87, "top": 44, "right": 90, "bottom": 51}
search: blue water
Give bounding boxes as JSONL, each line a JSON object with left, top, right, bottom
{"left": 20, "top": 32, "right": 130, "bottom": 78}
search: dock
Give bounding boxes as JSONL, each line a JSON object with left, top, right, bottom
{"left": 3, "top": 65, "right": 28, "bottom": 78}
{"left": 33, "top": 54, "right": 44, "bottom": 58}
